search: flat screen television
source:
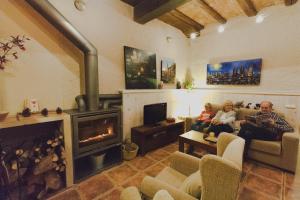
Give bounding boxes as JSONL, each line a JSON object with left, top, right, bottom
{"left": 144, "top": 103, "right": 167, "bottom": 125}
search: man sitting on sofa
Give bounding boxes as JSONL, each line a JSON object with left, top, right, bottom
{"left": 238, "top": 101, "right": 294, "bottom": 157}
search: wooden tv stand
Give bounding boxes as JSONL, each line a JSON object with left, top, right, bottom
{"left": 131, "top": 120, "right": 184, "bottom": 155}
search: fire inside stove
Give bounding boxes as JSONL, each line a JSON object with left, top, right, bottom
{"left": 79, "top": 127, "right": 114, "bottom": 144}
{"left": 78, "top": 119, "right": 116, "bottom": 147}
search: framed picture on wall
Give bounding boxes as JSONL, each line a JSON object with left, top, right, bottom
{"left": 207, "top": 58, "right": 262, "bottom": 85}
{"left": 124, "top": 46, "right": 157, "bottom": 89}
{"left": 161, "top": 58, "right": 176, "bottom": 84}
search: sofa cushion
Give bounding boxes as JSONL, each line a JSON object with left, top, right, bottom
{"left": 250, "top": 140, "right": 281, "bottom": 155}
{"left": 211, "top": 104, "right": 222, "bottom": 114}
{"left": 180, "top": 170, "right": 202, "bottom": 198}
{"left": 236, "top": 108, "right": 258, "bottom": 120}
{"left": 156, "top": 167, "right": 187, "bottom": 189}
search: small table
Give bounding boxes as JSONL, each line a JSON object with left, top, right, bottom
{"left": 179, "top": 130, "right": 217, "bottom": 154}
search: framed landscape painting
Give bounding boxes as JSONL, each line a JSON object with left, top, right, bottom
{"left": 161, "top": 58, "right": 176, "bottom": 84}
{"left": 124, "top": 46, "right": 157, "bottom": 89}
{"left": 207, "top": 58, "right": 262, "bottom": 85}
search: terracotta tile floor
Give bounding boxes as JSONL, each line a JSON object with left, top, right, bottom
{"left": 50, "top": 143, "right": 300, "bottom": 200}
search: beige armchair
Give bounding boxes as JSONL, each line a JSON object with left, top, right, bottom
{"left": 136, "top": 133, "right": 245, "bottom": 200}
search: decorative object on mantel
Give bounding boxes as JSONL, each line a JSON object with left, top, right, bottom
{"left": 56, "top": 107, "right": 63, "bottom": 114}
{"left": 207, "top": 58, "right": 262, "bottom": 85}
{"left": 124, "top": 46, "right": 157, "bottom": 89}
{"left": 24, "top": 99, "right": 39, "bottom": 113}
{"left": 21, "top": 108, "right": 31, "bottom": 117}
{"left": 183, "top": 68, "right": 194, "bottom": 89}
{"left": 0, "top": 111, "right": 9, "bottom": 121}
{"left": 161, "top": 58, "right": 176, "bottom": 84}
{"left": 0, "top": 35, "right": 30, "bottom": 70}
{"left": 41, "top": 108, "right": 49, "bottom": 117}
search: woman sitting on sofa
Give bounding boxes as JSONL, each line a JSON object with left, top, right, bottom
{"left": 207, "top": 100, "right": 236, "bottom": 137}
{"left": 191, "top": 103, "right": 215, "bottom": 132}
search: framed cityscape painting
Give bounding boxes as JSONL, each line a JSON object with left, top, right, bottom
{"left": 124, "top": 46, "right": 157, "bottom": 89}
{"left": 207, "top": 58, "right": 262, "bottom": 85}
{"left": 161, "top": 58, "right": 176, "bottom": 84}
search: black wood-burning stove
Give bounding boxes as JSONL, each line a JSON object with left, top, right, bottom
{"left": 67, "top": 94, "right": 123, "bottom": 182}
{"left": 72, "top": 109, "right": 121, "bottom": 156}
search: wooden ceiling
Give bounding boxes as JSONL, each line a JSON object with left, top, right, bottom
{"left": 121, "top": 0, "right": 298, "bottom": 37}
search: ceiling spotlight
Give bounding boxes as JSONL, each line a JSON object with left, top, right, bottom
{"left": 256, "top": 14, "right": 264, "bottom": 23}
{"left": 218, "top": 25, "right": 225, "bottom": 33}
{"left": 190, "top": 32, "right": 199, "bottom": 39}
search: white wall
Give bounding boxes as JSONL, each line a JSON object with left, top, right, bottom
{"left": 0, "top": 0, "right": 189, "bottom": 113}
{"left": 189, "top": 3, "right": 300, "bottom": 93}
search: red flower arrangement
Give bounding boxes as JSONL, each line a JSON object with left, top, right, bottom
{"left": 0, "top": 35, "right": 30, "bottom": 70}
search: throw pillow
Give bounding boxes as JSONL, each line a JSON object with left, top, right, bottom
{"left": 179, "top": 170, "right": 202, "bottom": 198}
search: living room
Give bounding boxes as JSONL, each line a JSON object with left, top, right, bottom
{"left": 0, "top": 0, "right": 299, "bottom": 199}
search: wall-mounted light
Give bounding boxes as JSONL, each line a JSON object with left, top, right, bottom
{"left": 218, "top": 25, "right": 225, "bottom": 33}
{"left": 256, "top": 14, "right": 265, "bottom": 23}
{"left": 74, "top": 0, "right": 86, "bottom": 11}
{"left": 189, "top": 32, "right": 200, "bottom": 39}
{"left": 166, "top": 36, "right": 172, "bottom": 43}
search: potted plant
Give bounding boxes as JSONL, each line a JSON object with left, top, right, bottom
{"left": 122, "top": 138, "right": 139, "bottom": 161}
{"left": 183, "top": 68, "right": 194, "bottom": 89}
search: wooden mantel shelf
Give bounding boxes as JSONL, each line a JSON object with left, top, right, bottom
{"left": 0, "top": 112, "right": 69, "bottom": 129}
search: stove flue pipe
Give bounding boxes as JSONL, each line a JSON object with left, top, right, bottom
{"left": 26, "top": 0, "right": 99, "bottom": 111}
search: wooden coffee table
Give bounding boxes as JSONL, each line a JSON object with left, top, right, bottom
{"left": 179, "top": 130, "right": 217, "bottom": 154}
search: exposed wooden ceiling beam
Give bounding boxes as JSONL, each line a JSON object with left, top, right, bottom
{"left": 284, "top": 0, "right": 298, "bottom": 6}
{"left": 195, "top": 0, "right": 227, "bottom": 24}
{"left": 236, "top": 0, "right": 257, "bottom": 16}
{"left": 121, "top": 0, "right": 142, "bottom": 7}
{"left": 171, "top": 9, "right": 204, "bottom": 31}
{"left": 134, "top": 0, "right": 192, "bottom": 24}
{"left": 159, "top": 13, "right": 199, "bottom": 37}
{"left": 158, "top": 10, "right": 203, "bottom": 37}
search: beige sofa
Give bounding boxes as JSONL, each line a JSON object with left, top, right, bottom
{"left": 187, "top": 105, "right": 299, "bottom": 172}
{"left": 121, "top": 133, "right": 245, "bottom": 200}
